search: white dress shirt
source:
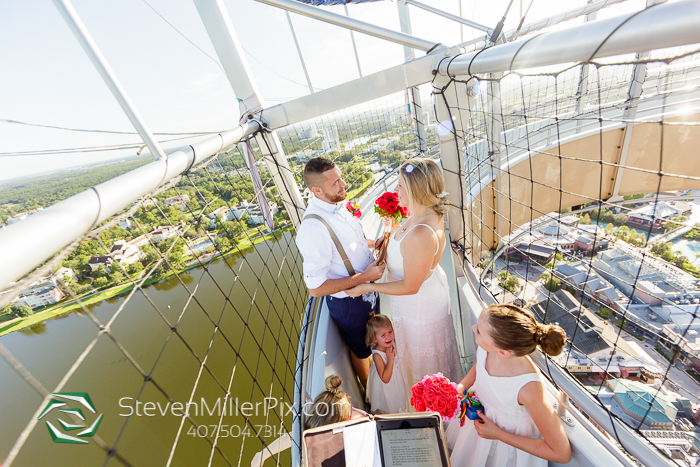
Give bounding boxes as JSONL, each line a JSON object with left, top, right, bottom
{"left": 296, "top": 195, "right": 374, "bottom": 298}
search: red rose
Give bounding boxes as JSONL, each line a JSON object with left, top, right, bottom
{"left": 385, "top": 202, "right": 398, "bottom": 215}
{"left": 376, "top": 197, "right": 388, "bottom": 209}
{"left": 423, "top": 385, "right": 440, "bottom": 405}
{"left": 391, "top": 193, "right": 400, "bottom": 203}
{"left": 412, "top": 383, "right": 424, "bottom": 399}
{"left": 399, "top": 206, "right": 410, "bottom": 217}
{"left": 412, "top": 395, "right": 427, "bottom": 413}
{"left": 435, "top": 396, "right": 448, "bottom": 415}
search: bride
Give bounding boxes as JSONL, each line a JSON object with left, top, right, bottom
{"left": 346, "top": 158, "right": 462, "bottom": 385}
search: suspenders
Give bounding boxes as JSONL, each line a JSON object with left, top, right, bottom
{"left": 303, "top": 214, "right": 357, "bottom": 277}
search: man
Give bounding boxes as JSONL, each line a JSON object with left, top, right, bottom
{"left": 296, "top": 157, "right": 384, "bottom": 384}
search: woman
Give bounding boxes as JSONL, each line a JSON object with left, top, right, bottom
{"left": 346, "top": 158, "right": 462, "bottom": 385}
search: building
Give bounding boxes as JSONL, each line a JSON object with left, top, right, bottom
{"left": 298, "top": 125, "right": 318, "bottom": 141}
{"left": 574, "top": 235, "right": 609, "bottom": 256}
{"left": 627, "top": 201, "right": 692, "bottom": 231}
{"left": 14, "top": 284, "right": 65, "bottom": 309}
{"left": 162, "top": 194, "right": 190, "bottom": 210}
{"left": 88, "top": 256, "right": 114, "bottom": 271}
{"left": 321, "top": 124, "right": 340, "bottom": 154}
{"left": 505, "top": 242, "right": 555, "bottom": 264}
{"left": 6, "top": 208, "right": 43, "bottom": 225}
{"left": 50, "top": 267, "right": 75, "bottom": 284}
{"left": 593, "top": 244, "right": 700, "bottom": 300}
{"left": 118, "top": 219, "right": 133, "bottom": 230}
{"left": 608, "top": 379, "right": 677, "bottom": 429}
{"left": 150, "top": 222, "right": 184, "bottom": 243}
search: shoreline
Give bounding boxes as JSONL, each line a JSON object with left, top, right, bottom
{"left": 0, "top": 225, "right": 295, "bottom": 338}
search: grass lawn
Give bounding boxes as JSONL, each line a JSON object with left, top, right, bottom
{"left": 346, "top": 178, "right": 374, "bottom": 200}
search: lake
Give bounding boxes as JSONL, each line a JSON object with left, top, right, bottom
{"left": 0, "top": 233, "right": 306, "bottom": 466}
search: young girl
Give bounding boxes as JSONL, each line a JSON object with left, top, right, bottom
{"left": 447, "top": 304, "right": 572, "bottom": 466}
{"left": 365, "top": 315, "right": 410, "bottom": 414}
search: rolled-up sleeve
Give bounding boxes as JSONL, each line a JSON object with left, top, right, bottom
{"left": 295, "top": 220, "right": 333, "bottom": 290}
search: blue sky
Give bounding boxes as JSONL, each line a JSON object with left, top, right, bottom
{"left": 0, "top": 0, "right": 645, "bottom": 181}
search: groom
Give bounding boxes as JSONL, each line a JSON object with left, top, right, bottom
{"left": 296, "top": 157, "right": 384, "bottom": 385}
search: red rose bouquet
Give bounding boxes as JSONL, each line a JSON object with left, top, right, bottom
{"left": 346, "top": 201, "right": 361, "bottom": 218}
{"left": 410, "top": 373, "right": 460, "bottom": 421}
{"left": 374, "top": 192, "right": 409, "bottom": 265}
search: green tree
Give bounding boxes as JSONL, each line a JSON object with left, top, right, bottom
{"left": 541, "top": 273, "right": 561, "bottom": 292}
{"left": 580, "top": 213, "right": 591, "bottom": 225}
{"left": 12, "top": 305, "right": 33, "bottom": 317}
{"left": 599, "top": 307, "right": 611, "bottom": 319}
{"left": 93, "top": 277, "right": 109, "bottom": 289}
{"left": 498, "top": 271, "right": 520, "bottom": 293}
{"left": 604, "top": 223, "right": 614, "bottom": 236}
{"left": 612, "top": 213, "right": 628, "bottom": 226}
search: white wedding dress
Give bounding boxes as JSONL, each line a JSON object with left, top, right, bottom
{"left": 386, "top": 223, "right": 462, "bottom": 385}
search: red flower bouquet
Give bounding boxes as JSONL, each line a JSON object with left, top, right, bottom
{"left": 374, "top": 192, "right": 409, "bottom": 265}
{"left": 346, "top": 201, "right": 361, "bottom": 218}
{"left": 410, "top": 373, "right": 460, "bottom": 421}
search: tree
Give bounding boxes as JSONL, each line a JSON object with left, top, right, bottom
{"left": 650, "top": 241, "right": 672, "bottom": 257}
{"left": 93, "top": 277, "right": 109, "bottom": 289}
{"left": 128, "top": 261, "right": 144, "bottom": 277}
{"left": 109, "top": 270, "right": 125, "bottom": 285}
{"left": 498, "top": 270, "right": 520, "bottom": 293}
{"left": 541, "top": 274, "right": 561, "bottom": 292}
{"left": 604, "top": 223, "right": 614, "bottom": 236}
{"left": 599, "top": 307, "right": 611, "bottom": 319}
{"left": 612, "top": 213, "right": 628, "bottom": 226}
{"left": 580, "top": 213, "right": 591, "bottom": 225}
{"left": 13, "top": 305, "right": 33, "bottom": 317}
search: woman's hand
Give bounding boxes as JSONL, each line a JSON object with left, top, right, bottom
{"left": 474, "top": 412, "right": 503, "bottom": 441}
{"left": 345, "top": 283, "right": 370, "bottom": 298}
{"left": 382, "top": 216, "right": 400, "bottom": 232}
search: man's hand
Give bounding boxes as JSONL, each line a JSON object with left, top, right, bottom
{"left": 360, "top": 260, "right": 385, "bottom": 282}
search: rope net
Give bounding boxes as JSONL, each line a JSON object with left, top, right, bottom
{"left": 439, "top": 37, "right": 700, "bottom": 464}
{"left": 0, "top": 87, "right": 430, "bottom": 466}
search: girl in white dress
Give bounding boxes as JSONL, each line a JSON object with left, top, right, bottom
{"left": 447, "top": 304, "right": 572, "bottom": 466}
{"left": 346, "top": 158, "right": 462, "bottom": 385}
{"left": 365, "top": 314, "right": 410, "bottom": 414}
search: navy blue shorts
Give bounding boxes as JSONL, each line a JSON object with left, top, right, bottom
{"left": 326, "top": 292, "right": 379, "bottom": 359}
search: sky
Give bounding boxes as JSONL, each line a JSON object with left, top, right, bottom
{"left": 0, "top": 0, "right": 647, "bottom": 181}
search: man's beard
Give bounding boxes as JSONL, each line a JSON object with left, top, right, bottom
{"left": 326, "top": 190, "right": 347, "bottom": 203}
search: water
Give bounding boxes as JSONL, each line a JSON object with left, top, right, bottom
{"left": 0, "top": 233, "right": 306, "bottom": 466}
{"left": 189, "top": 240, "right": 214, "bottom": 252}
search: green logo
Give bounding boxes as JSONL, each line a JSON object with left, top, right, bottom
{"left": 37, "top": 392, "right": 103, "bottom": 444}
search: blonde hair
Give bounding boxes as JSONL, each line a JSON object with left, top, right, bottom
{"left": 399, "top": 158, "right": 449, "bottom": 215}
{"left": 365, "top": 314, "right": 394, "bottom": 347}
{"left": 482, "top": 304, "right": 566, "bottom": 357}
{"left": 304, "top": 375, "right": 353, "bottom": 429}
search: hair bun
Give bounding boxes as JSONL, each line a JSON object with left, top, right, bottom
{"left": 536, "top": 323, "right": 566, "bottom": 356}
{"left": 325, "top": 375, "right": 342, "bottom": 394}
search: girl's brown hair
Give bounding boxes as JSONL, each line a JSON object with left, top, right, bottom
{"left": 399, "top": 158, "right": 450, "bottom": 215}
{"left": 304, "top": 375, "right": 353, "bottom": 429}
{"left": 483, "top": 304, "right": 566, "bottom": 357}
{"left": 365, "top": 314, "right": 394, "bottom": 347}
